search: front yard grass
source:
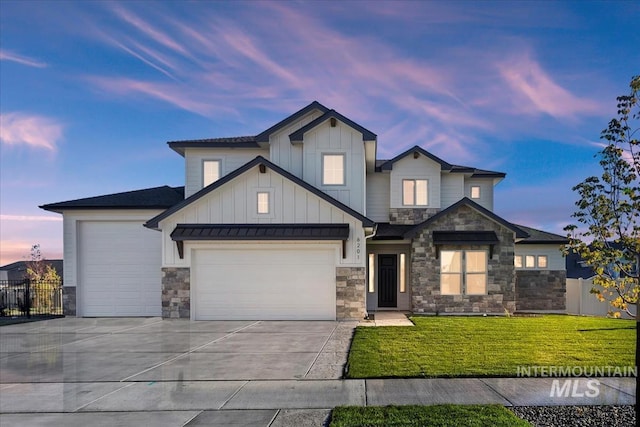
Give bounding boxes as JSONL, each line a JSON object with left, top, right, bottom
{"left": 347, "top": 315, "right": 635, "bottom": 378}
{"left": 330, "top": 404, "right": 531, "bottom": 427}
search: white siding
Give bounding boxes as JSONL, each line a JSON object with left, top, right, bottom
{"left": 269, "top": 109, "right": 324, "bottom": 178}
{"left": 515, "top": 244, "right": 565, "bottom": 270}
{"left": 184, "top": 147, "right": 269, "bottom": 198}
{"left": 366, "top": 173, "right": 390, "bottom": 222}
{"left": 159, "top": 165, "right": 366, "bottom": 268}
{"left": 441, "top": 173, "right": 464, "bottom": 208}
{"left": 389, "top": 155, "right": 441, "bottom": 208}
{"left": 464, "top": 178, "right": 494, "bottom": 211}
{"left": 302, "top": 120, "right": 366, "bottom": 214}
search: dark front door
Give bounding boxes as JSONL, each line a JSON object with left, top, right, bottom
{"left": 378, "top": 254, "right": 398, "bottom": 308}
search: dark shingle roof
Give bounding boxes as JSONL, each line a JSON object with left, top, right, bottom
{"left": 289, "top": 109, "right": 377, "bottom": 143}
{"left": 255, "top": 101, "right": 329, "bottom": 142}
{"left": 40, "top": 186, "right": 184, "bottom": 213}
{"left": 171, "top": 224, "right": 350, "bottom": 241}
{"left": 168, "top": 136, "right": 261, "bottom": 155}
{"left": 514, "top": 225, "right": 568, "bottom": 244}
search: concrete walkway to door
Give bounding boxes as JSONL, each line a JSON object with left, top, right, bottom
{"left": 0, "top": 317, "right": 635, "bottom": 427}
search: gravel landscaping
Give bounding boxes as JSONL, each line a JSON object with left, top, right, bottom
{"left": 510, "top": 405, "right": 635, "bottom": 427}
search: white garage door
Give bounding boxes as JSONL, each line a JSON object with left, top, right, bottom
{"left": 193, "top": 245, "right": 337, "bottom": 320}
{"left": 79, "top": 221, "right": 161, "bottom": 316}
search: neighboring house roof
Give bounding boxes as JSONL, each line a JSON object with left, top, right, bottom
{"left": 566, "top": 251, "right": 596, "bottom": 279}
{"left": 289, "top": 109, "right": 377, "bottom": 143}
{"left": 404, "top": 197, "right": 529, "bottom": 239}
{"left": 255, "top": 101, "right": 329, "bottom": 143}
{"left": 514, "top": 224, "right": 569, "bottom": 244}
{"left": 171, "top": 224, "right": 350, "bottom": 241}
{"left": 377, "top": 145, "right": 505, "bottom": 178}
{"left": 40, "top": 186, "right": 185, "bottom": 213}
{"left": 0, "top": 260, "right": 63, "bottom": 281}
{"left": 168, "top": 136, "right": 260, "bottom": 155}
{"left": 144, "top": 156, "right": 375, "bottom": 229}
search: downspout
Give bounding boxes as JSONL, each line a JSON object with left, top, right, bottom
{"left": 363, "top": 224, "right": 378, "bottom": 320}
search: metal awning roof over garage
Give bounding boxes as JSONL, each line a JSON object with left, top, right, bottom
{"left": 170, "top": 223, "right": 351, "bottom": 259}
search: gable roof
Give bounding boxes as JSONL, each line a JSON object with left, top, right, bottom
{"left": 376, "top": 146, "right": 505, "bottom": 178}
{"left": 168, "top": 136, "right": 260, "bottom": 155}
{"left": 404, "top": 197, "right": 529, "bottom": 239}
{"left": 289, "top": 109, "right": 377, "bottom": 143}
{"left": 514, "top": 224, "right": 568, "bottom": 244}
{"left": 40, "top": 186, "right": 185, "bottom": 213}
{"left": 255, "top": 101, "right": 329, "bottom": 143}
{"left": 144, "top": 156, "right": 375, "bottom": 229}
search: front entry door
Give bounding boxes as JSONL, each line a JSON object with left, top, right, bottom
{"left": 378, "top": 254, "right": 398, "bottom": 308}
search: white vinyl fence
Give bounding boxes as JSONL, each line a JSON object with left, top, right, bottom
{"left": 566, "top": 278, "right": 636, "bottom": 319}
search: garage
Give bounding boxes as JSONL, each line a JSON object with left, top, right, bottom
{"left": 78, "top": 221, "right": 162, "bottom": 316}
{"left": 192, "top": 244, "right": 338, "bottom": 320}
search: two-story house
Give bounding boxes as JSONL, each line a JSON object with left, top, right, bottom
{"left": 41, "top": 102, "right": 567, "bottom": 320}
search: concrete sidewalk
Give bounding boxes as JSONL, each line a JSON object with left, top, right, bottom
{"left": 0, "top": 377, "right": 635, "bottom": 426}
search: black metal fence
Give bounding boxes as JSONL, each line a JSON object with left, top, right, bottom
{"left": 0, "top": 279, "right": 63, "bottom": 318}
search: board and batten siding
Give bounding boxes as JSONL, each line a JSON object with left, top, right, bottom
{"left": 159, "top": 165, "right": 366, "bottom": 268}
{"left": 301, "top": 120, "right": 366, "bottom": 215}
{"left": 269, "top": 109, "right": 324, "bottom": 178}
{"left": 184, "top": 148, "right": 269, "bottom": 198}
{"left": 440, "top": 173, "right": 464, "bottom": 209}
{"left": 464, "top": 178, "right": 494, "bottom": 211}
{"left": 366, "top": 172, "right": 390, "bottom": 222}
{"left": 61, "top": 210, "right": 163, "bottom": 288}
{"left": 514, "top": 244, "right": 565, "bottom": 270}
{"left": 389, "top": 155, "right": 441, "bottom": 209}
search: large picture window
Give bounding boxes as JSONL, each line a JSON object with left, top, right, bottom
{"left": 440, "top": 250, "right": 487, "bottom": 295}
{"left": 322, "top": 154, "right": 345, "bottom": 185}
{"left": 402, "top": 179, "right": 428, "bottom": 206}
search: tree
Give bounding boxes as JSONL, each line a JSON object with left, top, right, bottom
{"left": 25, "top": 244, "right": 61, "bottom": 311}
{"left": 564, "top": 75, "right": 639, "bottom": 418}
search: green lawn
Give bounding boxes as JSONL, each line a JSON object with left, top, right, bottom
{"left": 347, "top": 315, "right": 635, "bottom": 378}
{"left": 330, "top": 405, "right": 531, "bottom": 427}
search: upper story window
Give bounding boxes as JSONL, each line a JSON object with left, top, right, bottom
{"left": 471, "top": 186, "right": 481, "bottom": 199}
{"left": 402, "top": 179, "right": 428, "bottom": 206}
{"left": 257, "top": 192, "right": 270, "bottom": 214}
{"left": 203, "top": 160, "right": 221, "bottom": 187}
{"left": 322, "top": 154, "right": 345, "bottom": 185}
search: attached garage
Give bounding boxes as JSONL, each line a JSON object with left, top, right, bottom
{"left": 192, "top": 243, "right": 338, "bottom": 320}
{"left": 78, "top": 220, "right": 162, "bottom": 316}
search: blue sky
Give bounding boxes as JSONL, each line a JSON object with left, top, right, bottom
{"left": 1, "top": 1, "right": 638, "bottom": 265}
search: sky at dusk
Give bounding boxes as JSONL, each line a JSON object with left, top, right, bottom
{"left": 1, "top": 1, "right": 639, "bottom": 265}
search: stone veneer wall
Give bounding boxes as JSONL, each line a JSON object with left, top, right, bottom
{"left": 411, "top": 205, "right": 517, "bottom": 314}
{"left": 515, "top": 270, "right": 566, "bottom": 311}
{"left": 63, "top": 286, "right": 76, "bottom": 316}
{"left": 336, "top": 267, "right": 366, "bottom": 319}
{"left": 162, "top": 267, "right": 190, "bottom": 318}
{"left": 389, "top": 208, "right": 440, "bottom": 225}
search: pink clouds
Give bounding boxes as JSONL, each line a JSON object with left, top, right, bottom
{"left": 0, "top": 113, "right": 63, "bottom": 151}
{"left": 498, "top": 53, "right": 602, "bottom": 120}
{"left": 0, "top": 49, "right": 47, "bottom": 68}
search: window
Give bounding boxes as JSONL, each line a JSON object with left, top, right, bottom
{"left": 257, "top": 192, "right": 269, "bottom": 214}
{"left": 525, "top": 255, "right": 536, "bottom": 268}
{"left": 514, "top": 255, "right": 523, "bottom": 268}
{"left": 537, "top": 255, "right": 548, "bottom": 268}
{"left": 471, "top": 186, "right": 481, "bottom": 199}
{"left": 399, "top": 253, "right": 406, "bottom": 293}
{"left": 441, "top": 250, "right": 487, "bottom": 295}
{"left": 402, "top": 179, "right": 428, "bottom": 206}
{"left": 368, "top": 254, "right": 375, "bottom": 292}
{"left": 322, "top": 154, "right": 345, "bottom": 185}
{"left": 203, "top": 160, "right": 220, "bottom": 187}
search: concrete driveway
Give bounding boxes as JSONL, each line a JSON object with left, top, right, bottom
{"left": 0, "top": 317, "right": 359, "bottom": 426}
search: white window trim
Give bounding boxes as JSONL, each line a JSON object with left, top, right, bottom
{"left": 440, "top": 250, "right": 488, "bottom": 295}
{"left": 402, "top": 179, "right": 429, "bottom": 206}
{"left": 202, "top": 159, "right": 222, "bottom": 187}
{"left": 321, "top": 153, "right": 346, "bottom": 186}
